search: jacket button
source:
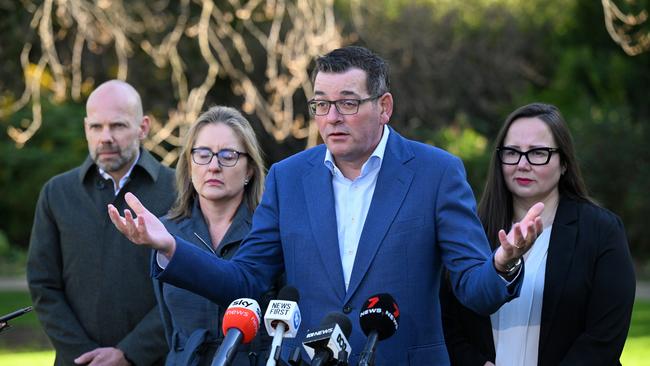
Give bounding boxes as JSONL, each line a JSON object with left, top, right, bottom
{"left": 343, "top": 304, "right": 352, "bottom": 314}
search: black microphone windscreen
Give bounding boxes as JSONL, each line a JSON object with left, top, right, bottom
{"left": 321, "top": 311, "right": 352, "bottom": 338}
{"left": 359, "top": 293, "right": 400, "bottom": 341}
{"left": 277, "top": 285, "right": 300, "bottom": 303}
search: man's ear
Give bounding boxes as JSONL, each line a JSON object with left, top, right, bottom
{"left": 378, "top": 92, "right": 394, "bottom": 125}
{"left": 139, "top": 116, "right": 151, "bottom": 140}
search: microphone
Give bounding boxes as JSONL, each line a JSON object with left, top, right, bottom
{"left": 357, "top": 294, "right": 400, "bottom": 366}
{"left": 264, "top": 286, "right": 301, "bottom": 366}
{"left": 211, "top": 298, "right": 261, "bottom": 366}
{"left": 302, "top": 312, "right": 352, "bottom": 366}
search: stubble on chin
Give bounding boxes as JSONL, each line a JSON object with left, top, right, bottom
{"left": 92, "top": 143, "right": 138, "bottom": 173}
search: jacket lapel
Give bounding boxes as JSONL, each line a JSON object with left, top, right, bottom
{"left": 345, "top": 131, "right": 414, "bottom": 301}
{"left": 78, "top": 157, "right": 115, "bottom": 223}
{"left": 539, "top": 197, "right": 578, "bottom": 352}
{"left": 188, "top": 201, "right": 214, "bottom": 252}
{"left": 302, "top": 151, "right": 346, "bottom": 301}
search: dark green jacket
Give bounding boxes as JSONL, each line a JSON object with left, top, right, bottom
{"left": 27, "top": 149, "right": 175, "bottom": 365}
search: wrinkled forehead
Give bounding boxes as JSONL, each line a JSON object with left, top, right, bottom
{"left": 313, "top": 68, "right": 369, "bottom": 97}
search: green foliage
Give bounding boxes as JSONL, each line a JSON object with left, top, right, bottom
{"left": 0, "top": 98, "right": 87, "bottom": 249}
{"left": 629, "top": 300, "right": 650, "bottom": 338}
{"left": 0, "top": 230, "right": 10, "bottom": 254}
{"left": 571, "top": 105, "right": 650, "bottom": 257}
{"left": 369, "top": 0, "right": 650, "bottom": 258}
{"left": 0, "top": 231, "right": 26, "bottom": 276}
{"left": 435, "top": 120, "right": 488, "bottom": 161}
{"left": 417, "top": 116, "right": 491, "bottom": 196}
{"left": 514, "top": 0, "right": 650, "bottom": 257}
{"left": 353, "top": 0, "right": 544, "bottom": 140}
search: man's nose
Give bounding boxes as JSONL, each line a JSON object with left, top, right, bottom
{"left": 324, "top": 103, "right": 343, "bottom": 124}
{"left": 99, "top": 127, "right": 114, "bottom": 143}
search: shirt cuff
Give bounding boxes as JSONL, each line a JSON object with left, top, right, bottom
{"left": 156, "top": 251, "right": 170, "bottom": 269}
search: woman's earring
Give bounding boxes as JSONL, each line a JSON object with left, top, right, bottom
{"left": 244, "top": 178, "right": 250, "bottom": 186}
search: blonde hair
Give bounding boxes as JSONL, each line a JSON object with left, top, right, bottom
{"left": 168, "top": 106, "right": 266, "bottom": 219}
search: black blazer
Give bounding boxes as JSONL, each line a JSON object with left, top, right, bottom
{"left": 440, "top": 196, "right": 636, "bottom": 366}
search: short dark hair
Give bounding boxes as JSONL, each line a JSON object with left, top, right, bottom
{"left": 478, "top": 102, "right": 593, "bottom": 248}
{"left": 312, "top": 46, "right": 390, "bottom": 96}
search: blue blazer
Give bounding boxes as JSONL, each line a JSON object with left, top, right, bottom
{"left": 156, "top": 128, "right": 521, "bottom": 365}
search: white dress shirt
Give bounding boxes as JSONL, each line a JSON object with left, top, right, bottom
{"left": 324, "top": 125, "right": 390, "bottom": 289}
{"left": 491, "top": 225, "right": 552, "bottom": 366}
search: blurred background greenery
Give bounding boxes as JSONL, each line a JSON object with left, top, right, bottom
{"left": 0, "top": 0, "right": 649, "bottom": 363}
{"left": 1, "top": 0, "right": 649, "bottom": 263}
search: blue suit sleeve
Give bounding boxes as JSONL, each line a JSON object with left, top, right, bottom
{"left": 435, "top": 156, "right": 521, "bottom": 315}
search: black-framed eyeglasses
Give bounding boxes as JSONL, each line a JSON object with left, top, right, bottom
{"left": 190, "top": 148, "right": 248, "bottom": 167}
{"left": 497, "top": 147, "right": 560, "bottom": 166}
{"left": 307, "top": 95, "right": 380, "bottom": 116}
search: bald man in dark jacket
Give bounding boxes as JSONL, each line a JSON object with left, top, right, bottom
{"left": 27, "top": 80, "right": 175, "bottom": 365}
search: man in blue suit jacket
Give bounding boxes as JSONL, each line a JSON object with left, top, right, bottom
{"left": 110, "top": 46, "right": 542, "bottom": 365}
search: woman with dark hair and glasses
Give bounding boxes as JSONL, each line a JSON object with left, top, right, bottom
{"left": 113, "top": 106, "right": 272, "bottom": 365}
{"left": 440, "top": 102, "right": 635, "bottom": 366}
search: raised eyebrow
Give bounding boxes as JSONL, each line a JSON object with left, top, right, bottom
{"left": 192, "top": 146, "right": 241, "bottom": 152}
{"left": 502, "top": 145, "right": 550, "bottom": 151}
{"left": 191, "top": 146, "right": 212, "bottom": 151}
{"left": 339, "top": 90, "right": 360, "bottom": 98}
{"left": 311, "top": 90, "right": 361, "bottom": 99}
{"left": 106, "top": 122, "right": 128, "bottom": 129}
{"left": 85, "top": 120, "right": 129, "bottom": 126}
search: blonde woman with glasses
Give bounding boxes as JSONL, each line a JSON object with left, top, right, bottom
{"left": 111, "top": 106, "right": 273, "bottom": 366}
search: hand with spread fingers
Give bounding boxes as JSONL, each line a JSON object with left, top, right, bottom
{"left": 108, "top": 192, "right": 176, "bottom": 257}
{"left": 493, "top": 202, "right": 544, "bottom": 274}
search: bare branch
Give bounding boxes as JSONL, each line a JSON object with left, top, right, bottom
{"left": 603, "top": 0, "right": 650, "bottom": 56}
{"left": 5, "top": 0, "right": 341, "bottom": 160}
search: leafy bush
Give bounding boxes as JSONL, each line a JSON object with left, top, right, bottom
{"left": 0, "top": 98, "right": 87, "bottom": 250}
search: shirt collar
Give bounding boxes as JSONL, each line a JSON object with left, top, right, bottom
{"left": 324, "top": 124, "right": 390, "bottom": 177}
